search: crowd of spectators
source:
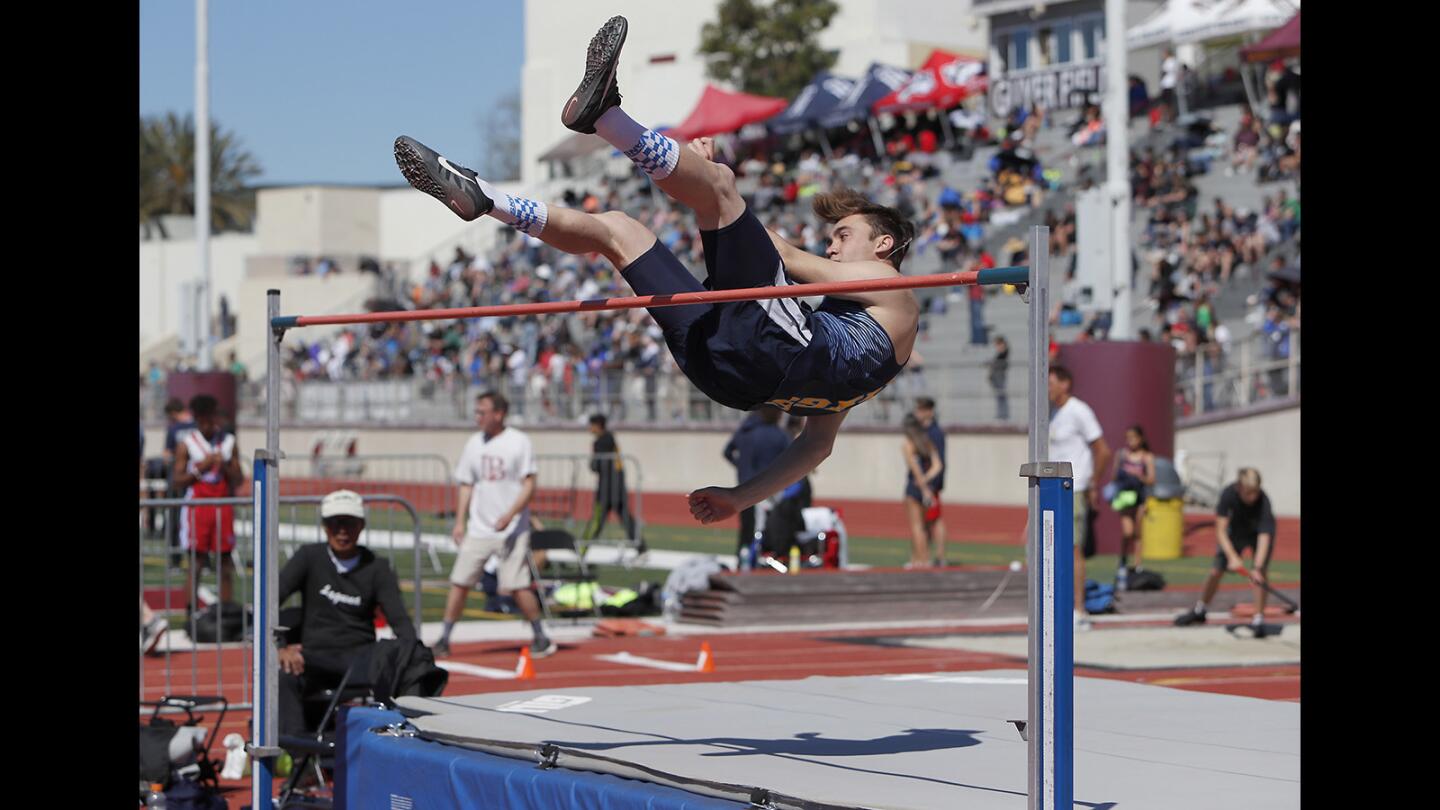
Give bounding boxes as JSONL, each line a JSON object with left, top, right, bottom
{"left": 1126, "top": 62, "right": 1300, "bottom": 414}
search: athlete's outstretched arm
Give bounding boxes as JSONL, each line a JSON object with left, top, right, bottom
{"left": 688, "top": 412, "right": 845, "bottom": 524}
{"left": 766, "top": 229, "right": 906, "bottom": 309}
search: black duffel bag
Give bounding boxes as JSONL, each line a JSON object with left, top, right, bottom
{"left": 191, "top": 602, "right": 248, "bottom": 643}
{"left": 1127, "top": 569, "right": 1167, "bottom": 591}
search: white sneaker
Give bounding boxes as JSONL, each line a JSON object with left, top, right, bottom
{"left": 142, "top": 617, "right": 169, "bottom": 656}
{"left": 531, "top": 639, "right": 559, "bottom": 659}
{"left": 1074, "top": 611, "right": 1092, "bottom": 632}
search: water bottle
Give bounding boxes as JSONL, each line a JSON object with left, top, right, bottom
{"left": 788, "top": 545, "right": 801, "bottom": 574}
{"left": 738, "top": 544, "right": 752, "bottom": 571}
{"left": 1115, "top": 566, "right": 1128, "bottom": 591}
{"left": 146, "top": 784, "right": 167, "bottom": 809}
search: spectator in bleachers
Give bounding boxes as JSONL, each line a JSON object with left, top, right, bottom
{"left": 989, "top": 335, "right": 1010, "bottom": 421}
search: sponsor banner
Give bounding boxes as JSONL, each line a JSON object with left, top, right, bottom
{"left": 989, "top": 63, "right": 1104, "bottom": 118}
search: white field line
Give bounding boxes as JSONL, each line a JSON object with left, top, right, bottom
{"left": 594, "top": 651, "right": 700, "bottom": 672}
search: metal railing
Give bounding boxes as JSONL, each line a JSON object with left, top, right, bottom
{"left": 532, "top": 452, "right": 645, "bottom": 561}
{"left": 1173, "top": 327, "right": 1300, "bottom": 418}
{"left": 240, "top": 360, "right": 1028, "bottom": 428}
{"left": 138, "top": 493, "right": 423, "bottom": 713}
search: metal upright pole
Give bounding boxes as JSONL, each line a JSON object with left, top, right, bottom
{"left": 1105, "top": 0, "right": 1133, "bottom": 340}
{"left": 195, "top": 0, "right": 213, "bottom": 370}
{"left": 250, "top": 289, "right": 283, "bottom": 810}
{"left": 1023, "top": 225, "right": 1073, "bottom": 810}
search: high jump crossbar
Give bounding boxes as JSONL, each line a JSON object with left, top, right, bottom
{"left": 270, "top": 266, "right": 1029, "bottom": 329}
{"left": 256, "top": 230, "right": 1072, "bottom": 810}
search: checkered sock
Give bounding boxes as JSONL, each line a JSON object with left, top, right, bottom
{"left": 594, "top": 107, "right": 679, "bottom": 180}
{"left": 478, "top": 178, "right": 547, "bottom": 236}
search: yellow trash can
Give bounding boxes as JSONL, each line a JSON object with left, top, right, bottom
{"left": 1141, "top": 497, "right": 1184, "bottom": 560}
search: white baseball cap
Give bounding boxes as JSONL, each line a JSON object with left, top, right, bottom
{"left": 320, "top": 490, "right": 366, "bottom": 520}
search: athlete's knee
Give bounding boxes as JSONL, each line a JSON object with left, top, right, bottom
{"left": 597, "top": 210, "right": 656, "bottom": 265}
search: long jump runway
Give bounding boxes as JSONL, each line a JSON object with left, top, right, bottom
{"left": 344, "top": 668, "right": 1298, "bottom": 810}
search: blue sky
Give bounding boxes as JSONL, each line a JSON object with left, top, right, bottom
{"left": 140, "top": 1, "right": 524, "bottom": 186}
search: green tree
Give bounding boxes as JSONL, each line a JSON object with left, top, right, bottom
{"left": 698, "top": 0, "right": 840, "bottom": 100}
{"left": 139, "top": 112, "right": 262, "bottom": 236}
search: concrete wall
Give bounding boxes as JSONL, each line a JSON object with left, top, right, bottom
{"left": 147, "top": 403, "right": 1299, "bottom": 516}
{"left": 138, "top": 232, "right": 257, "bottom": 353}
{"left": 377, "top": 187, "right": 511, "bottom": 280}
{"left": 255, "top": 187, "right": 381, "bottom": 257}
{"left": 1175, "top": 404, "right": 1300, "bottom": 517}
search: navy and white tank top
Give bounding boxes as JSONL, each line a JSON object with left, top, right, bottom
{"left": 764, "top": 298, "right": 906, "bottom": 415}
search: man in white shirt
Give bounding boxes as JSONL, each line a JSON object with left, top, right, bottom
{"left": 434, "top": 392, "right": 555, "bottom": 659}
{"left": 1048, "top": 366, "right": 1112, "bottom": 630}
{"left": 1159, "top": 50, "right": 1179, "bottom": 123}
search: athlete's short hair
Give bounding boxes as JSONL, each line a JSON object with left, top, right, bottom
{"left": 812, "top": 189, "right": 916, "bottom": 269}
{"left": 589, "top": 413, "right": 608, "bottom": 429}
{"left": 1237, "top": 467, "right": 1262, "bottom": 489}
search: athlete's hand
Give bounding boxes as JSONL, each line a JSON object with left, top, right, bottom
{"left": 1225, "top": 554, "right": 1245, "bottom": 573}
{"left": 688, "top": 487, "right": 741, "bottom": 525}
{"left": 688, "top": 137, "right": 716, "bottom": 162}
{"left": 452, "top": 523, "right": 466, "bottom": 545}
{"left": 278, "top": 644, "right": 304, "bottom": 675}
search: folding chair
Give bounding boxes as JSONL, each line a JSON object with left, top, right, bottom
{"left": 276, "top": 661, "right": 375, "bottom": 809}
{"left": 528, "top": 529, "right": 602, "bottom": 622}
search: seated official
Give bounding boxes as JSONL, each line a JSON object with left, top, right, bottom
{"left": 277, "top": 490, "right": 421, "bottom": 736}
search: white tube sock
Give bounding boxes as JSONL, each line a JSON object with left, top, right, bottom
{"left": 478, "top": 177, "right": 547, "bottom": 236}
{"left": 594, "top": 107, "right": 679, "bottom": 180}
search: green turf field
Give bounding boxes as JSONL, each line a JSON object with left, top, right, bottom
{"left": 139, "top": 511, "right": 1299, "bottom": 626}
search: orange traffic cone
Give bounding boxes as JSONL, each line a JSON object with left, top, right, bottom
{"left": 515, "top": 647, "right": 536, "bottom": 680}
{"left": 695, "top": 642, "right": 715, "bottom": 673}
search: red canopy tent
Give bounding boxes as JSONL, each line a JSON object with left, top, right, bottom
{"left": 872, "top": 49, "right": 988, "bottom": 115}
{"left": 1240, "top": 11, "right": 1300, "bottom": 63}
{"left": 670, "top": 84, "right": 789, "bottom": 141}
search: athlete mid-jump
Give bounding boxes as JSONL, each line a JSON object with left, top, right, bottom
{"left": 394, "top": 14, "right": 918, "bottom": 526}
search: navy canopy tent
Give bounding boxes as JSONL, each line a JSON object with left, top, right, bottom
{"left": 818, "top": 62, "right": 913, "bottom": 129}
{"left": 769, "top": 71, "right": 858, "bottom": 135}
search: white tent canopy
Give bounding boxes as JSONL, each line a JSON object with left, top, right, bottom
{"left": 1128, "top": 0, "right": 1300, "bottom": 50}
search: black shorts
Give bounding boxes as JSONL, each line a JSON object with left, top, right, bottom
{"left": 621, "top": 207, "right": 808, "bottom": 411}
{"left": 1212, "top": 536, "right": 1268, "bottom": 571}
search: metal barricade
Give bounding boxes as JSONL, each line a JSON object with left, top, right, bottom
{"left": 533, "top": 452, "right": 646, "bottom": 564}
{"left": 301, "top": 454, "right": 453, "bottom": 573}
{"left": 139, "top": 494, "right": 424, "bottom": 714}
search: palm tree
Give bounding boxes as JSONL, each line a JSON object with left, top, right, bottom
{"left": 139, "top": 112, "right": 262, "bottom": 237}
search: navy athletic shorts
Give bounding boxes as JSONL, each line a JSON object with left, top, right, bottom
{"left": 621, "top": 207, "right": 809, "bottom": 411}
